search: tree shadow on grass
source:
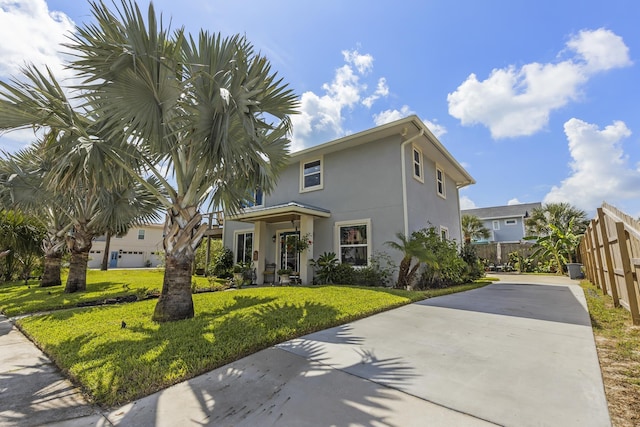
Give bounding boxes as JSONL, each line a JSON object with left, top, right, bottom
{"left": 104, "top": 300, "right": 419, "bottom": 427}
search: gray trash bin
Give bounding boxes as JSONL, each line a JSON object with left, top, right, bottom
{"left": 567, "top": 263, "right": 583, "bottom": 279}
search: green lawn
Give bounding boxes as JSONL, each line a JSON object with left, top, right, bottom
{"left": 0, "top": 269, "right": 218, "bottom": 316}
{"left": 16, "top": 282, "right": 488, "bottom": 407}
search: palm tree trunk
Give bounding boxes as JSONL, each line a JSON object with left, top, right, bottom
{"left": 41, "top": 253, "right": 62, "bottom": 287}
{"left": 41, "top": 235, "right": 63, "bottom": 287}
{"left": 153, "top": 206, "right": 205, "bottom": 322}
{"left": 101, "top": 231, "right": 111, "bottom": 271}
{"left": 64, "top": 226, "right": 93, "bottom": 293}
{"left": 396, "top": 257, "right": 412, "bottom": 289}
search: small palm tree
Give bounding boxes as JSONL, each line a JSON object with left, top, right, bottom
{"left": 386, "top": 231, "right": 437, "bottom": 289}
{"left": 461, "top": 214, "right": 490, "bottom": 244}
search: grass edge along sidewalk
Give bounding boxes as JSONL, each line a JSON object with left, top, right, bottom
{"left": 581, "top": 280, "right": 640, "bottom": 427}
{"left": 15, "top": 282, "right": 490, "bottom": 408}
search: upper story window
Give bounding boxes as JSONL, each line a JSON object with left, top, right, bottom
{"left": 505, "top": 219, "right": 517, "bottom": 225}
{"left": 300, "top": 157, "right": 323, "bottom": 192}
{"left": 138, "top": 229, "right": 145, "bottom": 240}
{"left": 242, "top": 188, "right": 264, "bottom": 208}
{"left": 436, "top": 166, "right": 446, "bottom": 198}
{"left": 412, "top": 145, "right": 424, "bottom": 182}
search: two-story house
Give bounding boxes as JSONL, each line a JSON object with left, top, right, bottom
{"left": 88, "top": 223, "right": 165, "bottom": 269}
{"left": 222, "top": 115, "right": 475, "bottom": 285}
{"left": 461, "top": 202, "right": 541, "bottom": 243}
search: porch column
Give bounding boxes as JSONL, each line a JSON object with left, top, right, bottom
{"left": 254, "top": 220, "right": 267, "bottom": 285}
{"left": 299, "top": 214, "right": 314, "bottom": 284}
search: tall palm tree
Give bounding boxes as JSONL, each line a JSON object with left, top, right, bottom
{"left": 60, "top": 1, "right": 298, "bottom": 321}
{"left": 461, "top": 214, "right": 490, "bottom": 244}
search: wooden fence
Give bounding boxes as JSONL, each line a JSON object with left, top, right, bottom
{"left": 580, "top": 202, "right": 640, "bottom": 325}
{"left": 474, "top": 242, "right": 535, "bottom": 266}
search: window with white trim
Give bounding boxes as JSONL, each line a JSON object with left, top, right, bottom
{"left": 300, "top": 158, "right": 323, "bottom": 192}
{"left": 492, "top": 220, "right": 500, "bottom": 230}
{"left": 440, "top": 226, "right": 449, "bottom": 241}
{"left": 412, "top": 145, "right": 424, "bottom": 182}
{"left": 235, "top": 231, "right": 253, "bottom": 264}
{"left": 335, "top": 219, "right": 371, "bottom": 266}
{"left": 505, "top": 219, "right": 517, "bottom": 225}
{"left": 241, "top": 188, "right": 263, "bottom": 208}
{"left": 138, "top": 229, "right": 145, "bottom": 240}
{"left": 436, "top": 166, "right": 446, "bottom": 198}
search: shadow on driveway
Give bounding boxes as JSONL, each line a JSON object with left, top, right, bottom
{"left": 417, "top": 282, "right": 591, "bottom": 326}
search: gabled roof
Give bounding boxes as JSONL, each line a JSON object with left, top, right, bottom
{"left": 289, "top": 115, "right": 475, "bottom": 188}
{"left": 462, "top": 202, "right": 542, "bottom": 220}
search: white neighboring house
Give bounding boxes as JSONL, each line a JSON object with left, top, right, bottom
{"left": 88, "top": 223, "right": 165, "bottom": 269}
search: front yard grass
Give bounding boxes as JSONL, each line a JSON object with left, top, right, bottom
{"left": 0, "top": 269, "right": 218, "bottom": 316}
{"left": 16, "top": 282, "right": 488, "bottom": 407}
{"left": 581, "top": 280, "right": 640, "bottom": 427}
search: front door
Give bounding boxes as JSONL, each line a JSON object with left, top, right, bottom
{"left": 109, "top": 251, "right": 118, "bottom": 268}
{"left": 279, "top": 231, "right": 300, "bottom": 272}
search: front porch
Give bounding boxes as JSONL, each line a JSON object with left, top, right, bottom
{"left": 229, "top": 202, "right": 331, "bottom": 285}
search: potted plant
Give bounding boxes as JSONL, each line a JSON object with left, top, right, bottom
{"left": 277, "top": 267, "right": 292, "bottom": 285}
{"left": 286, "top": 233, "right": 313, "bottom": 254}
{"left": 232, "top": 263, "right": 250, "bottom": 287}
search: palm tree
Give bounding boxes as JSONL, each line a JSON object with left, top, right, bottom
{"left": 461, "top": 214, "right": 490, "bottom": 244}
{"left": 0, "top": 145, "right": 71, "bottom": 287}
{"left": 62, "top": 1, "right": 298, "bottom": 321}
{"left": 386, "top": 231, "right": 437, "bottom": 289}
{"left": 0, "top": 142, "right": 162, "bottom": 292}
{"left": 525, "top": 202, "right": 588, "bottom": 237}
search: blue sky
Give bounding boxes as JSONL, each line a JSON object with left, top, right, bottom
{"left": 1, "top": 0, "right": 639, "bottom": 216}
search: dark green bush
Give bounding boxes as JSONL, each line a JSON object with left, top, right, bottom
{"left": 333, "top": 262, "right": 356, "bottom": 285}
{"left": 208, "top": 246, "right": 234, "bottom": 279}
{"left": 354, "top": 251, "right": 397, "bottom": 286}
{"left": 460, "top": 244, "right": 485, "bottom": 282}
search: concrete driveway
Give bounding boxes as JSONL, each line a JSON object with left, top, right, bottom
{"left": 1, "top": 274, "right": 610, "bottom": 426}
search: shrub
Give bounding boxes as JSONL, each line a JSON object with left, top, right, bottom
{"left": 310, "top": 252, "right": 339, "bottom": 284}
{"left": 460, "top": 244, "right": 485, "bottom": 282}
{"left": 208, "top": 246, "right": 234, "bottom": 278}
{"left": 355, "top": 251, "right": 397, "bottom": 287}
{"left": 333, "top": 262, "right": 356, "bottom": 285}
{"left": 415, "top": 228, "right": 466, "bottom": 289}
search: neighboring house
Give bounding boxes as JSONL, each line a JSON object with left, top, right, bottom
{"left": 461, "top": 202, "right": 541, "bottom": 243}
{"left": 223, "top": 115, "right": 475, "bottom": 285}
{"left": 88, "top": 223, "right": 165, "bottom": 269}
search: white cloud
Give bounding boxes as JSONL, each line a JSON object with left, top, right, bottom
{"left": 459, "top": 195, "right": 477, "bottom": 210}
{"left": 507, "top": 198, "right": 522, "bottom": 205}
{"left": 423, "top": 118, "right": 447, "bottom": 139}
{"left": 0, "top": 0, "right": 75, "bottom": 80}
{"left": 566, "top": 28, "right": 631, "bottom": 72}
{"left": 544, "top": 118, "right": 640, "bottom": 211}
{"left": 373, "top": 105, "right": 414, "bottom": 126}
{"left": 362, "top": 77, "right": 389, "bottom": 108}
{"left": 291, "top": 49, "right": 390, "bottom": 151}
{"left": 448, "top": 28, "right": 632, "bottom": 139}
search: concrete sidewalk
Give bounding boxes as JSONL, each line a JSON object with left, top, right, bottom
{"left": 0, "top": 274, "right": 610, "bottom": 426}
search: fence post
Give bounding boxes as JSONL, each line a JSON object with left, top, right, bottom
{"left": 614, "top": 221, "right": 640, "bottom": 325}
{"left": 598, "top": 208, "right": 620, "bottom": 307}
